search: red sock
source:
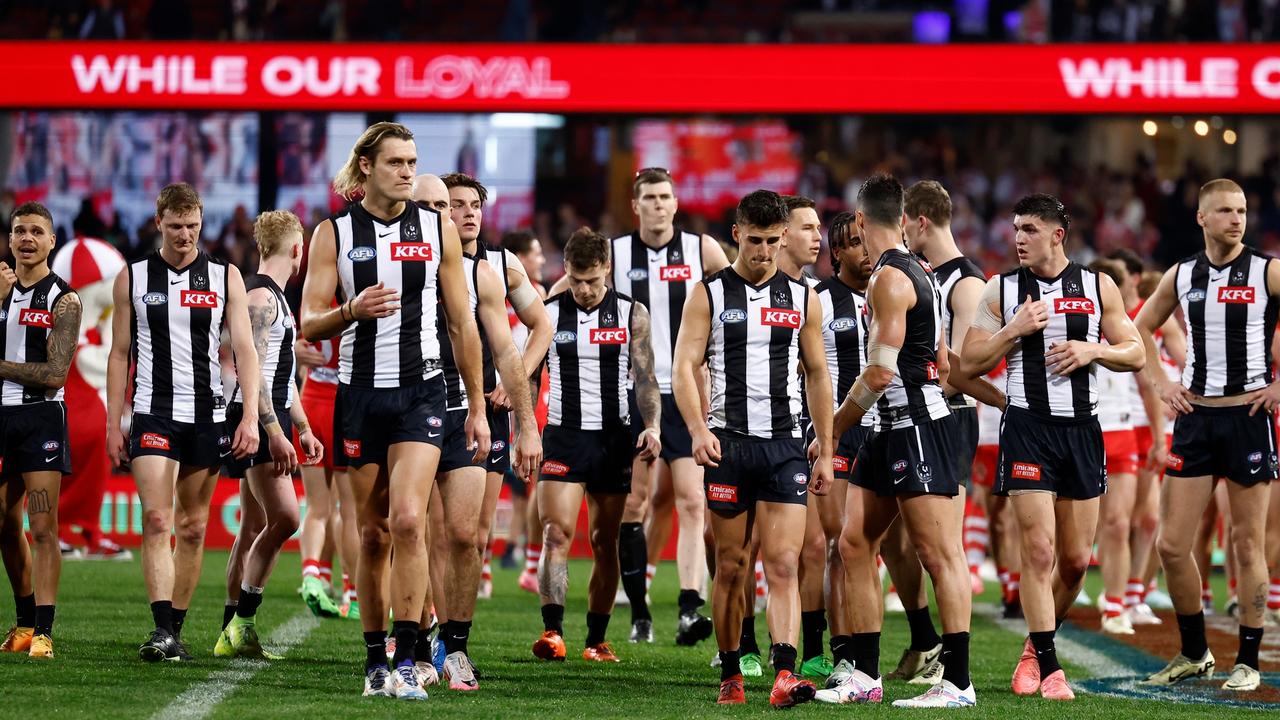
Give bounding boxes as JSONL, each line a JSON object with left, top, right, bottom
{"left": 302, "top": 559, "right": 320, "bottom": 579}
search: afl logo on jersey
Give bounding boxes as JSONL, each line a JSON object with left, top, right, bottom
{"left": 627, "top": 268, "right": 648, "bottom": 281}
{"left": 348, "top": 246, "right": 377, "bottom": 262}
{"left": 553, "top": 330, "right": 577, "bottom": 344}
{"left": 1187, "top": 288, "right": 1207, "bottom": 303}
{"left": 719, "top": 309, "right": 747, "bottom": 324}
{"left": 829, "top": 317, "right": 858, "bottom": 332}
{"left": 42, "top": 440, "right": 59, "bottom": 452}
{"left": 142, "top": 292, "right": 168, "bottom": 305}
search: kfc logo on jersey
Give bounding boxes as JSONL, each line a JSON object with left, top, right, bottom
{"left": 659, "top": 264, "right": 691, "bottom": 282}
{"left": 541, "top": 460, "right": 570, "bottom": 477}
{"left": 1054, "top": 297, "right": 1095, "bottom": 314}
{"left": 1217, "top": 286, "right": 1255, "bottom": 304}
{"left": 761, "top": 308, "right": 802, "bottom": 329}
{"left": 589, "top": 328, "right": 628, "bottom": 344}
{"left": 1011, "top": 462, "right": 1041, "bottom": 480}
{"left": 180, "top": 290, "right": 219, "bottom": 308}
{"left": 707, "top": 483, "right": 738, "bottom": 503}
{"left": 390, "top": 242, "right": 434, "bottom": 261}
{"left": 140, "top": 432, "right": 171, "bottom": 450}
{"left": 18, "top": 308, "right": 52, "bottom": 328}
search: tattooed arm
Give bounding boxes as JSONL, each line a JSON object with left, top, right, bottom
{"left": 0, "top": 292, "right": 82, "bottom": 388}
{"left": 629, "top": 303, "right": 661, "bottom": 461}
{"left": 247, "top": 286, "right": 297, "bottom": 475}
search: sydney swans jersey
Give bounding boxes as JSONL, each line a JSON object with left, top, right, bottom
{"left": 233, "top": 274, "right": 295, "bottom": 410}
{"left": 704, "top": 268, "right": 807, "bottom": 439}
{"left": 333, "top": 201, "right": 444, "bottom": 388}
{"left": 0, "top": 272, "right": 75, "bottom": 405}
{"left": 1000, "top": 263, "right": 1103, "bottom": 420}
{"left": 1176, "top": 249, "right": 1277, "bottom": 397}
{"left": 871, "top": 249, "right": 949, "bottom": 431}
{"left": 611, "top": 229, "right": 703, "bottom": 393}
{"left": 545, "top": 289, "right": 633, "bottom": 430}
{"left": 816, "top": 277, "right": 873, "bottom": 428}
{"left": 129, "top": 251, "right": 228, "bottom": 423}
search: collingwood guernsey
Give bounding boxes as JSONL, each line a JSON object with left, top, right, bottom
{"left": 1176, "top": 248, "right": 1278, "bottom": 397}
{"left": 999, "top": 262, "right": 1103, "bottom": 419}
{"left": 128, "top": 250, "right": 228, "bottom": 423}
{"left": 815, "top": 276, "right": 873, "bottom": 428}
{"left": 545, "top": 288, "right": 633, "bottom": 430}
{"left": 233, "top": 274, "right": 296, "bottom": 410}
{"left": 611, "top": 229, "right": 702, "bottom": 393}
{"left": 333, "top": 201, "right": 443, "bottom": 388}
{"left": 872, "top": 249, "right": 950, "bottom": 431}
{"left": 934, "top": 256, "right": 986, "bottom": 408}
{"left": 703, "top": 268, "right": 808, "bottom": 439}
{"left": 0, "top": 272, "right": 75, "bottom": 405}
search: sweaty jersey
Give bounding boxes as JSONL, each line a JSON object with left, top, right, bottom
{"left": 871, "top": 249, "right": 949, "bottom": 431}
{"left": 933, "top": 256, "right": 986, "bottom": 409}
{"left": 233, "top": 274, "right": 295, "bottom": 411}
{"left": 0, "top": 271, "right": 75, "bottom": 405}
{"left": 437, "top": 255, "right": 493, "bottom": 411}
{"left": 999, "top": 262, "right": 1103, "bottom": 420}
{"left": 611, "top": 229, "right": 703, "bottom": 393}
{"left": 545, "top": 288, "right": 633, "bottom": 430}
{"left": 704, "top": 267, "right": 808, "bottom": 440}
{"left": 815, "top": 276, "right": 873, "bottom": 428}
{"left": 332, "top": 201, "right": 443, "bottom": 389}
{"left": 1175, "top": 248, "right": 1277, "bottom": 397}
{"left": 128, "top": 250, "right": 228, "bottom": 423}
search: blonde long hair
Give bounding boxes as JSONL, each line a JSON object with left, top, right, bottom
{"left": 332, "top": 122, "right": 415, "bottom": 200}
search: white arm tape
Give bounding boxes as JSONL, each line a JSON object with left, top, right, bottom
{"left": 971, "top": 280, "right": 1004, "bottom": 334}
{"left": 508, "top": 274, "right": 540, "bottom": 313}
{"left": 866, "top": 341, "right": 899, "bottom": 370}
{"left": 849, "top": 376, "right": 884, "bottom": 412}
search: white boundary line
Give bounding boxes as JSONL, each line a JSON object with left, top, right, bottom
{"left": 973, "top": 602, "right": 1130, "bottom": 677}
{"left": 150, "top": 611, "right": 320, "bottom": 720}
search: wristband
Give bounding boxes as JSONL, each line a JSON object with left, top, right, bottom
{"left": 263, "top": 420, "right": 284, "bottom": 438}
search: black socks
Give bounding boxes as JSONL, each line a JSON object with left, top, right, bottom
{"left": 1029, "top": 630, "right": 1062, "bottom": 677}
{"left": 618, "top": 523, "right": 651, "bottom": 622}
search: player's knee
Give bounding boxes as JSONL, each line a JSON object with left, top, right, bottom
{"left": 1058, "top": 548, "right": 1091, "bottom": 583}
{"left": 446, "top": 522, "right": 478, "bottom": 553}
{"left": 1156, "top": 534, "right": 1189, "bottom": 564}
{"left": 1135, "top": 510, "right": 1159, "bottom": 537}
{"left": 675, "top": 493, "right": 704, "bottom": 521}
{"left": 27, "top": 521, "right": 56, "bottom": 547}
{"left": 715, "top": 550, "right": 749, "bottom": 586}
{"left": 1023, "top": 534, "right": 1056, "bottom": 570}
{"left": 913, "top": 543, "right": 950, "bottom": 579}
{"left": 141, "top": 509, "right": 171, "bottom": 538}
{"left": 837, "top": 529, "right": 872, "bottom": 568}
{"left": 359, "top": 524, "right": 390, "bottom": 556}
{"left": 589, "top": 528, "right": 618, "bottom": 557}
{"left": 387, "top": 511, "right": 423, "bottom": 544}
{"left": 1099, "top": 511, "right": 1129, "bottom": 544}
{"left": 268, "top": 508, "right": 301, "bottom": 542}
{"left": 1230, "top": 532, "right": 1263, "bottom": 565}
{"left": 543, "top": 521, "right": 572, "bottom": 551}
{"left": 763, "top": 554, "right": 798, "bottom": 585}
{"left": 801, "top": 531, "right": 825, "bottom": 565}
{"left": 174, "top": 516, "right": 208, "bottom": 546}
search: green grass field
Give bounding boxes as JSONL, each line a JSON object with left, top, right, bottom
{"left": 0, "top": 552, "right": 1267, "bottom": 718}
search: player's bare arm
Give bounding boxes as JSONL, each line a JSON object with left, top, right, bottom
{"left": 799, "top": 288, "right": 833, "bottom": 496}
{"left": 0, "top": 291, "right": 81, "bottom": 388}
{"left": 1046, "top": 274, "right": 1143, "bottom": 375}
{"left": 299, "top": 219, "right": 399, "bottom": 342}
{"left": 832, "top": 266, "right": 911, "bottom": 439}
{"left": 225, "top": 265, "right": 261, "bottom": 460}
{"left": 629, "top": 302, "right": 662, "bottom": 462}
{"left": 288, "top": 376, "right": 323, "bottom": 466}
{"left": 439, "top": 217, "right": 490, "bottom": 462}
{"left": 504, "top": 249, "right": 553, "bottom": 378}
{"left": 672, "top": 287, "right": 717, "bottom": 468}
{"left": 106, "top": 269, "right": 132, "bottom": 467}
{"left": 476, "top": 260, "right": 541, "bottom": 478}
{"left": 248, "top": 286, "right": 297, "bottom": 475}
{"left": 1133, "top": 266, "right": 1193, "bottom": 414}
{"left": 941, "top": 274, "right": 984, "bottom": 397}
{"left": 701, "top": 234, "right": 730, "bottom": 274}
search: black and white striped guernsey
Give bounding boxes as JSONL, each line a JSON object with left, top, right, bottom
{"left": 0, "top": 271, "right": 75, "bottom": 405}
{"left": 332, "top": 201, "right": 443, "bottom": 389}
{"left": 233, "top": 274, "right": 295, "bottom": 411}
{"left": 437, "top": 254, "right": 495, "bottom": 411}
{"left": 128, "top": 250, "right": 229, "bottom": 423}
{"left": 1175, "top": 249, "right": 1278, "bottom": 397}
{"left": 815, "top": 276, "right": 873, "bottom": 429}
{"left": 999, "top": 262, "right": 1102, "bottom": 419}
{"left": 611, "top": 229, "right": 703, "bottom": 393}
{"left": 703, "top": 268, "right": 808, "bottom": 439}
{"left": 545, "top": 288, "right": 633, "bottom": 430}
{"left": 872, "top": 249, "right": 950, "bottom": 431}
{"left": 933, "top": 255, "right": 986, "bottom": 409}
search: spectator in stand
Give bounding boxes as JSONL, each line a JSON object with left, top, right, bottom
{"left": 79, "top": 0, "right": 125, "bottom": 39}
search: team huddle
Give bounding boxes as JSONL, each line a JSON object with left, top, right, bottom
{"left": 2, "top": 121, "right": 1279, "bottom": 708}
